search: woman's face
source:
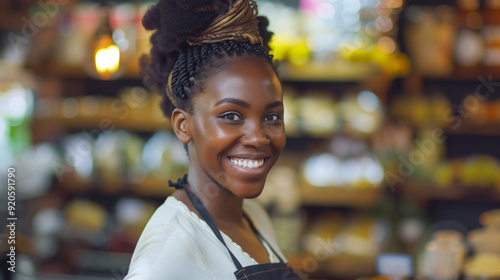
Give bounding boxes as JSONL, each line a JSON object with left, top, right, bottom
{"left": 186, "top": 57, "right": 285, "bottom": 198}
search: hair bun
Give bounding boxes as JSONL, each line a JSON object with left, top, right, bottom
{"left": 257, "top": 16, "right": 272, "bottom": 50}
{"left": 143, "top": 0, "right": 230, "bottom": 37}
{"left": 177, "top": 0, "right": 228, "bottom": 12}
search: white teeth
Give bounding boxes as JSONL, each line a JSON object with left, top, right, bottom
{"left": 230, "top": 158, "right": 265, "bottom": 169}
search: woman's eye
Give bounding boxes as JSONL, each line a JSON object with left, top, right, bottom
{"left": 219, "top": 112, "right": 241, "bottom": 121}
{"left": 265, "top": 113, "right": 281, "bottom": 122}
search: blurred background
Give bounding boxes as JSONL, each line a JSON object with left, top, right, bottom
{"left": 1, "top": 0, "right": 500, "bottom": 279}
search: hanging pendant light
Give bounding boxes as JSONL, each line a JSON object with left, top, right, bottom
{"left": 85, "top": 6, "right": 123, "bottom": 80}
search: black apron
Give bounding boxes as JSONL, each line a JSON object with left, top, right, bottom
{"left": 168, "top": 175, "right": 301, "bottom": 280}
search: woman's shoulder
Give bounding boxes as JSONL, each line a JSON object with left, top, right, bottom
{"left": 125, "top": 197, "right": 224, "bottom": 279}
{"left": 126, "top": 197, "right": 204, "bottom": 261}
{"left": 135, "top": 196, "right": 213, "bottom": 244}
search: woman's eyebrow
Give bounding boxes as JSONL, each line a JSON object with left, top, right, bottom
{"left": 265, "top": 101, "right": 283, "bottom": 110}
{"left": 213, "top": 99, "right": 283, "bottom": 110}
{"left": 214, "top": 98, "right": 249, "bottom": 108}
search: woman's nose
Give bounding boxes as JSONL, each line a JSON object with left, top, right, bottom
{"left": 240, "top": 122, "right": 270, "bottom": 147}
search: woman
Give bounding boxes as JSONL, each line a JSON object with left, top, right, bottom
{"left": 125, "top": 0, "right": 299, "bottom": 279}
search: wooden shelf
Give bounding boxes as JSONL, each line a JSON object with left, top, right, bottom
{"left": 300, "top": 186, "right": 381, "bottom": 208}
{"left": 55, "top": 174, "right": 175, "bottom": 199}
{"left": 278, "top": 61, "right": 383, "bottom": 82}
{"left": 36, "top": 113, "right": 171, "bottom": 132}
{"left": 424, "top": 66, "right": 500, "bottom": 81}
{"left": 34, "top": 97, "right": 172, "bottom": 132}
{"left": 286, "top": 253, "right": 375, "bottom": 279}
{"left": 397, "top": 182, "right": 500, "bottom": 201}
{"left": 29, "top": 61, "right": 142, "bottom": 79}
{"left": 445, "top": 122, "right": 500, "bottom": 136}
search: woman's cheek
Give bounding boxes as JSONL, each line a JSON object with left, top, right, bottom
{"left": 269, "top": 126, "right": 286, "bottom": 145}
{"left": 214, "top": 126, "right": 240, "bottom": 140}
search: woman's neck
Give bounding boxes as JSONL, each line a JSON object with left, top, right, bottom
{"left": 176, "top": 167, "right": 246, "bottom": 228}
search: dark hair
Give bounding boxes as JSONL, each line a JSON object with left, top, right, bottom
{"left": 141, "top": 0, "right": 276, "bottom": 118}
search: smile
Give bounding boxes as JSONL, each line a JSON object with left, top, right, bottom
{"left": 229, "top": 157, "right": 265, "bottom": 169}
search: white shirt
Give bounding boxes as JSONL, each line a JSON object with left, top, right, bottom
{"left": 124, "top": 196, "right": 286, "bottom": 280}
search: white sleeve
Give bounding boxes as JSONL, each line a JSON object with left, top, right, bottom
{"left": 124, "top": 222, "right": 212, "bottom": 280}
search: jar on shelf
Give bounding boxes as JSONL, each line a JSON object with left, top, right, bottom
{"left": 421, "top": 230, "right": 467, "bottom": 280}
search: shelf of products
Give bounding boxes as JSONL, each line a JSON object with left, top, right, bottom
{"left": 300, "top": 187, "right": 381, "bottom": 208}
{"left": 54, "top": 174, "right": 175, "bottom": 199}
{"left": 33, "top": 96, "right": 171, "bottom": 132}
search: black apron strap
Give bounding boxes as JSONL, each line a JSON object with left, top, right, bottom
{"left": 243, "top": 215, "right": 285, "bottom": 263}
{"left": 168, "top": 175, "right": 244, "bottom": 270}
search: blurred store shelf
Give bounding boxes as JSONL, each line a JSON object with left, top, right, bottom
{"left": 29, "top": 61, "right": 142, "bottom": 79}
{"left": 278, "top": 61, "right": 383, "bottom": 82}
{"left": 300, "top": 187, "right": 380, "bottom": 208}
{"left": 424, "top": 66, "right": 500, "bottom": 81}
{"left": 397, "top": 183, "right": 500, "bottom": 201}
{"left": 287, "top": 253, "right": 375, "bottom": 279}
{"left": 34, "top": 97, "right": 172, "bottom": 132}
{"left": 34, "top": 113, "right": 171, "bottom": 133}
{"left": 445, "top": 122, "right": 500, "bottom": 136}
{"left": 55, "top": 174, "right": 175, "bottom": 199}
{"left": 37, "top": 250, "right": 132, "bottom": 280}
{"left": 6, "top": 0, "right": 500, "bottom": 279}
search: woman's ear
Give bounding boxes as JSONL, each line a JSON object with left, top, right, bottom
{"left": 171, "top": 108, "right": 191, "bottom": 144}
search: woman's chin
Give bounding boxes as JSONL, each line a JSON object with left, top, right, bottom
{"left": 241, "top": 190, "right": 263, "bottom": 199}
{"left": 231, "top": 183, "right": 265, "bottom": 199}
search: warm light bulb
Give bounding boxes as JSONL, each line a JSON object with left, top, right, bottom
{"left": 85, "top": 7, "right": 124, "bottom": 80}
{"left": 94, "top": 37, "right": 120, "bottom": 80}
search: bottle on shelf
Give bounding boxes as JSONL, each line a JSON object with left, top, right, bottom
{"left": 420, "top": 230, "right": 467, "bottom": 280}
{"left": 465, "top": 209, "right": 500, "bottom": 280}
{"left": 481, "top": 0, "right": 500, "bottom": 66}
{"left": 455, "top": 0, "right": 486, "bottom": 67}
{"left": 403, "top": 5, "right": 457, "bottom": 76}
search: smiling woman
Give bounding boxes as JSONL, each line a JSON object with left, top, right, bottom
{"left": 124, "top": 0, "right": 299, "bottom": 279}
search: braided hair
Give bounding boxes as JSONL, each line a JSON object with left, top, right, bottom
{"left": 141, "top": 0, "right": 276, "bottom": 118}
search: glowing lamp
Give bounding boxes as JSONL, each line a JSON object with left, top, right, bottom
{"left": 94, "top": 37, "right": 121, "bottom": 79}
{"left": 86, "top": 7, "right": 123, "bottom": 80}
